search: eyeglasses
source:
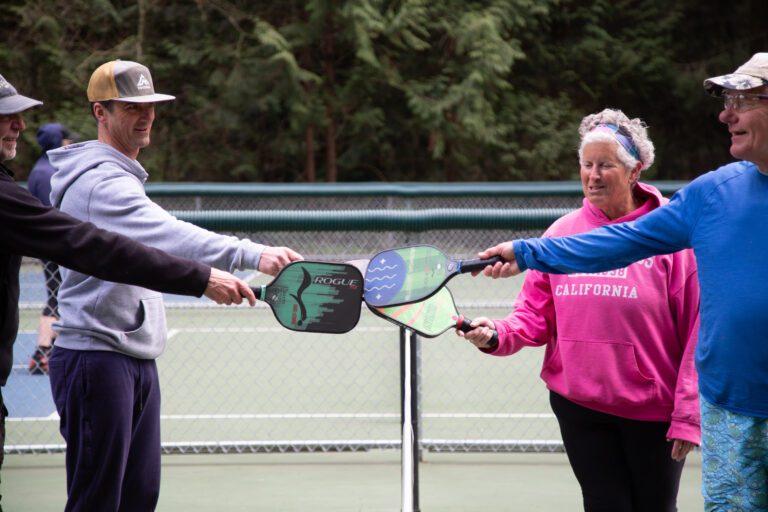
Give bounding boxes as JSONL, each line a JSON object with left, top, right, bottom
{"left": 722, "top": 92, "right": 768, "bottom": 112}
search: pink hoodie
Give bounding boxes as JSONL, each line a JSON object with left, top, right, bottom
{"left": 489, "top": 182, "right": 700, "bottom": 444}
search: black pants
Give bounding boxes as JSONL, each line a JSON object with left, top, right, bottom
{"left": 550, "top": 391, "right": 684, "bottom": 512}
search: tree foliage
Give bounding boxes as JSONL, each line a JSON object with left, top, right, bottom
{"left": 2, "top": 0, "right": 767, "bottom": 182}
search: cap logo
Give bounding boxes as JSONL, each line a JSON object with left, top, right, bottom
{"left": 136, "top": 74, "right": 151, "bottom": 90}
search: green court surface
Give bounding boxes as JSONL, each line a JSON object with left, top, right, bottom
{"left": 7, "top": 269, "right": 706, "bottom": 510}
{"left": 8, "top": 272, "right": 554, "bottom": 450}
{"left": 4, "top": 450, "right": 703, "bottom": 511}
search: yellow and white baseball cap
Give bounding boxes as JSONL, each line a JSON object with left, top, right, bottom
{"left": 87, "top": 60, "right": 175, "bottom": 103}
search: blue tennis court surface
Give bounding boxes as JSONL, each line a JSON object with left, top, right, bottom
{"left": 6, "top": 332, "right": 57, "bottom": 418}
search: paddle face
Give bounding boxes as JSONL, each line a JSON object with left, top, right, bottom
{"left": 363, "top": 245, "right": 453, "bottom": 307}
{"left": 372, "top": 287, "right": 499, "bottom": 346}
{"left": 257, "top": 261, "right": 363, "bottom": 334}
{"left": 370, "top": 287, "right": 460, "bottom": 338}
{"left": 363, "top": 245, "right": 501, "bottom": 307}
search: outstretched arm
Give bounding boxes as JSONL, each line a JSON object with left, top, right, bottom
{"left": 520, "top": 185, "right": 700, "bottom": 275}
{"left": 480, "top": 186, "right": 697, "bottom": 278}
{"left": 3, "top": 180, "right": 208, "bottom": 297}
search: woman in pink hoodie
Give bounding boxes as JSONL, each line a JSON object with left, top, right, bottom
{"left": 461, "top": 108, "right": 700, "bottom": 512}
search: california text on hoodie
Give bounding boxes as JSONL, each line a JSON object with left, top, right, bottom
{"left": 493, "top": 182, "right": 700, "bottom": 445}
{"left": 48, "top": 141, "right": 266, "bottom": 359}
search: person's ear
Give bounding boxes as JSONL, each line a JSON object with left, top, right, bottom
{"left": 93, "top": 103, "right": 106, "bottom": 122}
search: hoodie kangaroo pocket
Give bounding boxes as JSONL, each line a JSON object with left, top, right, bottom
{"left": 556, "top": 339, "right": 657, "bottom": 406}
{"left": 109, "top": 296, "right": 167, "bottom": 354}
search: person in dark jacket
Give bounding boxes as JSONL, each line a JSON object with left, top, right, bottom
{"left": 26, "top": 123, "right": 78, "bottom": 374}
{"left": 0, "top": 73, "right": 257, "bottom": 509}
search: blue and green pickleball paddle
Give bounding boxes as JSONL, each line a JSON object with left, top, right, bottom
{"left": 363, "top": 245, "right": 501, "bottom": 307}
{"left": 250, "top": 261, "right": 363, "bottom": 334}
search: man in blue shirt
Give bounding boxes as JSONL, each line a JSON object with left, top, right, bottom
{"left": 476, "top": 53, "right": 768, "bottom": 510}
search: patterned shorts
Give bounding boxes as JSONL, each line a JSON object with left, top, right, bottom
{"left": 700, "top": 395, "right": 768, "bottom": 511}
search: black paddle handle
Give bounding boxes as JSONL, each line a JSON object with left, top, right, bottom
{"left": 249, "top": 286, "right": 263, "bottom": 300}
{"left": 459, "top": 255, "right": 503, "bottom": 273}
{"left": 455, "top": 316, "right": 499, "bottom": 350}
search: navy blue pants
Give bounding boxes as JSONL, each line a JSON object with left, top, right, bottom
{"left": 550, "top": 391, "right": 685, "bottom": 512}
{"left": 49, "top": 347, "right": 162, "bottom": 512}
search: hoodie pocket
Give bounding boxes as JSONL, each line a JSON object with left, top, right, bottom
{"left": 116, "top": 296, "right": 167, "bottom": 348}
{"left": 555, "top": 339, "right": 657, "bottom": 406}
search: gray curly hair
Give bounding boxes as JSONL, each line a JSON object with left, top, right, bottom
{"left": 578, "top": 108, "right": 655, "bottom": 171}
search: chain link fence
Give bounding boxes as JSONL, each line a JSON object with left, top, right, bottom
{"left": 7, "top": 182, "right": 685, "bottom": 456}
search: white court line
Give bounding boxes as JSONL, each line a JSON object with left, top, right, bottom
{"left": 10, "top": 412, "right": 554, "bottom": 422}
{"left": 161, "top": 413, "right": 554, "bottom": 420}
{"left": 8, "top": 411, "right": 59, "bottom": 422}
{"left": 161, "top": 413, "right": 400, "bottom": 420}
{"left": 426, "top": 413, "right": 555, "bottom": 419}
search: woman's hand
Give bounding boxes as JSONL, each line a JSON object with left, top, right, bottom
{"left": 456, "top": 316, "right": 497, "bottom": 349}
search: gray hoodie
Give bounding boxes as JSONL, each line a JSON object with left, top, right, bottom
{"left": 48, "top": 141, "right": 265, "bottom": 358}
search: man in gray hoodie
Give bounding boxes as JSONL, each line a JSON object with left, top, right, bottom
{"left": 48, "top": 60, "right": 303, "bottom": 512}
{"left": 0, "top": 72, "right": 257, "bottom": 511}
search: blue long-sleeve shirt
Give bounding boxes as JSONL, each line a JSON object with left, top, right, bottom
{"left": 514, "top": 161, "right": 768, "bottom": 417}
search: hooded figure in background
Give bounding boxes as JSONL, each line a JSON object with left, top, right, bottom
{"left": 28, "top": 123, "right": 76, "bottom": 207}
{"left": 26, "top": 123, "right": 77, "bottom": 375}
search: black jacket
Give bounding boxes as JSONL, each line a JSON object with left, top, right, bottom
{"left": 0, "top": 163, "right": 210, "bottom": 385}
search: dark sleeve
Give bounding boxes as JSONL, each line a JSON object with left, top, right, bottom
{"left": 0, "top": 179, "right": 210, "bottom": 297}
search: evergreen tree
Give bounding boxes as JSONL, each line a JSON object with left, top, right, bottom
{"left": 2, "top": 0, "right": 767, "bottom": 181}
